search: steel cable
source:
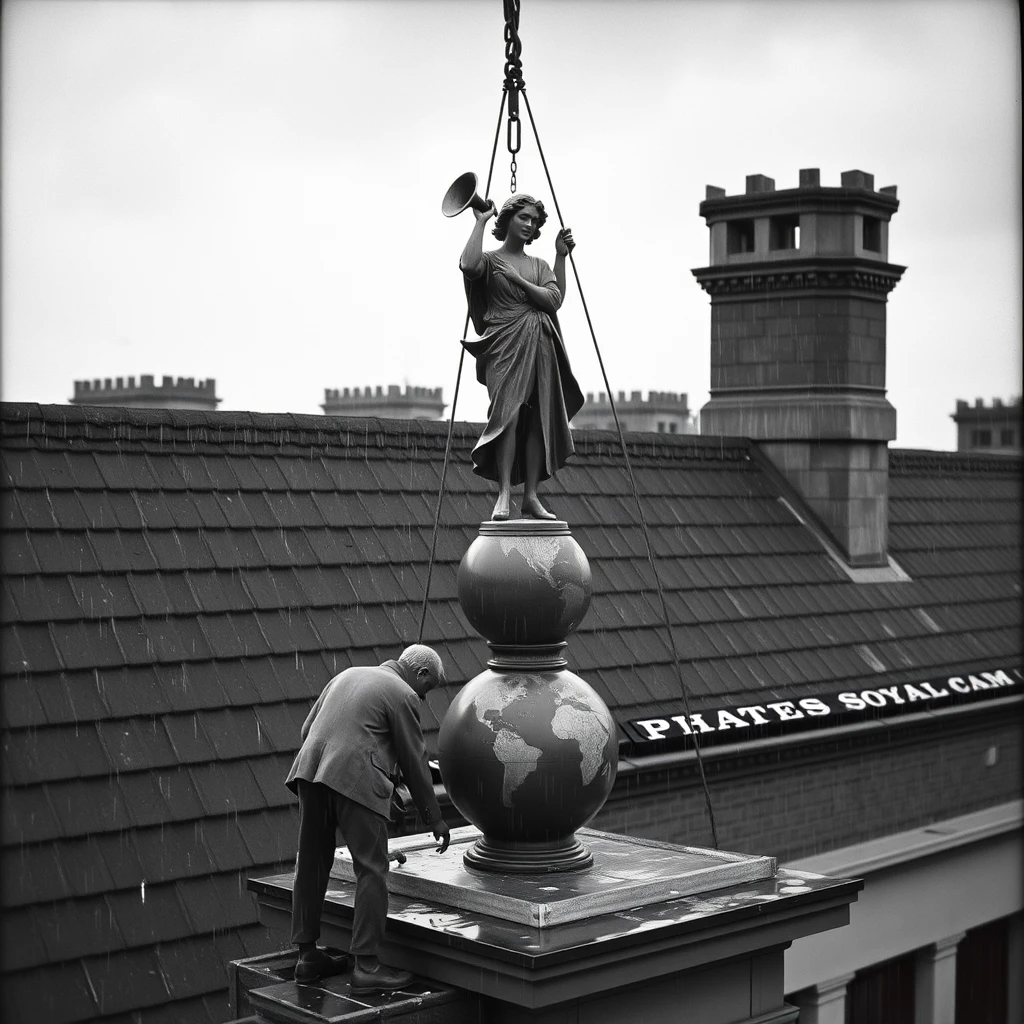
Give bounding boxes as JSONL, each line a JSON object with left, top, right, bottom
{"left": 417, "top": 90, "right": 507, "bottom": 645}
{"left": 521, "top": 88, "right": 720, "bottom": 850}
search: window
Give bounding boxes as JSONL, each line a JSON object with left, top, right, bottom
{"left": 669, "top": 422, "right": 678, "bottom": 434}
{"left": 972, "top": 430, "right": 992, "bottom": 447}
{"left": 769, "top": 214, "right": 800, "bottom": 250}
{"left": 726, "top": 219, "right": 756, "bottom": 254}
{"left": 863, "top": 216, "right": 882, "bottom": 252}
{"left": 657, "top": 422, "right": 666, "bottom": 433}
{"left": 999, "top": 429, "right": 1015, "bottom": 446}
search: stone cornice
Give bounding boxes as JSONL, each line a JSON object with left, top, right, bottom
{"left": 691, "top": 259, "right": 906, "bottom": 298}
{"left": 699, "top": 185, "right": 900, "bottom": 220}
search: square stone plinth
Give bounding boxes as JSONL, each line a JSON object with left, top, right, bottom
{"left": 330, "top": 826, "right": 776, "bottom": 927}
{"left": 250, "top": 829, "right": 861, "bottom": 1018}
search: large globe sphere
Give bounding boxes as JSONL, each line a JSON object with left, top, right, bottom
{"left": 438, "top": 668, "right": 617, "bottom": 844}
{"left": 457, "top": 521, "right": 591, "bottom": 646}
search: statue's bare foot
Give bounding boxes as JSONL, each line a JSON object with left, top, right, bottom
{"left": 522, "top": 495, "right": 557, "bottom": 520}
{"left": 491, "top": 494, "right": 511, "bottom": 521}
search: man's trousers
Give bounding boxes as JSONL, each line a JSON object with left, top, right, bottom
{"left": 291, "top": 779, "right": 390, "bottom": 957}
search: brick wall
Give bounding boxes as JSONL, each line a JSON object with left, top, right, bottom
{"left": 593, "top": 713, "right": 1021, "bottom": 861}
{"left": 710, "top": 296, "right": 887, "bottom": 392}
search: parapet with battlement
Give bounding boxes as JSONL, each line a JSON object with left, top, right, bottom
{"left": 951, "top": 397, "right": 1022, "bottom": 453}
{"left": 322, "top": 384, "right": 446, "bottom": 421}
{"left": 573, "top": 389, "right": 697, "bottom": 435}
{"left": 70, "top": 376, "right": 220, "bottom": 411}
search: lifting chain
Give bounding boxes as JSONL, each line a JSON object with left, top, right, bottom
{"left": 503, "top": 0, "right": 524, "bottom": 193}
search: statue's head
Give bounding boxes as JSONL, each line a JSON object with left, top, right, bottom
{"left": 492, "top": 194, "right": 548, "bottom": 245}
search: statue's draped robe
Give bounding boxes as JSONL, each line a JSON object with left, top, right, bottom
{"left": 461, "top": 250, "right": 584, "bottom": 485}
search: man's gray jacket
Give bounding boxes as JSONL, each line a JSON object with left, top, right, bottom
{"left": 285, "top": 660, "right": 443, "bottom": 826}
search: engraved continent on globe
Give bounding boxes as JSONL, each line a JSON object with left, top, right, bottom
{"left": 439, "top": 669, "right": 618, "bottom": 842}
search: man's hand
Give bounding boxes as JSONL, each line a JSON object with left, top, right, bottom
{"left": 433, "top": 820, "right": 451, "bottom": 854}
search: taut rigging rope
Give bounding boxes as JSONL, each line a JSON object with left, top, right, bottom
{"left": 419, "top": 0, "right": 719, "bottom": 850}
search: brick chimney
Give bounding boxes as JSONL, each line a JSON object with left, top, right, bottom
{"left": 692, "top": 169, "right": 905, "bottom": 567}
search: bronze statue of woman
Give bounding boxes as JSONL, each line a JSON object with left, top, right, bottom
{"left": 460, "top": 194, "right": 584, "bottom": 521}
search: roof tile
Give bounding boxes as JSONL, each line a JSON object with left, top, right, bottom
{"left": 253, "top": 702, "right": 305, "bottom": 753}
{"left": 51, "top": 620, "right": 123, "bottom": 671}
{"left": 237, "top": 806, "right": 297, "bottom": 866}
{"left": 67, "top": 574, "right": 136, "bottom": 619}
{"left": 133, "top": 816, "right": 214, "bottom": 882}
{"left": 51, "top": 777, "right": 133, "bottom": 838}
{"left": 0, "top": 906, "right": 49, "bottom": 972}
{"left": 11, "top": 489, "right": 60, "bottom": 529}
{"left": 31, "top": 531, "right": 100, "bottom": 575}
{"left": 202, "top": 815, "right": 254, "bottom": 873}
{"left": 95, "top": 831, "right": 145, "bottom": 889}
{"left": 37, "top": 895, "right": 123, "bottom": 963}
{"left": 162, "top": 712, "right": 216, "bottom": 764}
{"left": 107, "top": 882, "right": 193, "bottom": 947}
{"left": 0, "top": 531, "right": 39, "bottom": 575}
{"left": 42, "top": 490, "right": 92, "bottom": 531}
{"left": 1, "top": 676, "right": 48, "bottom": 728}
{"left": 2, "top": 962, "right": 97, "bottom": 1024}
{"left": 157, "top": 935, "right": 227, "bottom": 1002}
{"left": 92, "top": 452, "right": 158, "bottom": 491}
{"left": 5, "top": 723, "right": 108, "bottom": 784}
{"left": 1, "top": 842, "right": 69, "bottom": 906}
{"left": 186, "top": 570, "right": 252, "bottom": 614}
{"left": 189, "top": 760, "right": 265, "bottom": 816}
{"left": 82, "top": 946, "right": 171, "bottom": 1016}
{"left": 147, "top": 529, "right": 214, "bottom": 571}
{"left": 1, "top": 784, "right": 62, "bottom": 845}
{"left": 249, "top": 753, "right": 296, "bottom": 808}
{"left": 197, "top": 707, "right": 264, "bottom": 760}
{"left": 99, "top": 717, "right": 176, "bottom": 773}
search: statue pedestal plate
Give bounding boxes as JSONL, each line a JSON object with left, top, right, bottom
{"left": 243, "top": 522, "right": 861, "bottom": 1023}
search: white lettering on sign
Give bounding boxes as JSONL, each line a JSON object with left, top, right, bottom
{"left": 625, "top": 665, "right": 1020, "bottom": 745}
{"left": 737, "top": 706, "right": 771, "bottom": 725}
{"left": 716, "top": 709, "right": 750, "bottom": 730}
{"left": 799, "top": 698, "right": 831, "bottom": 716}
{"left": 634, "top": 719, "right": 671, "bottom": 741}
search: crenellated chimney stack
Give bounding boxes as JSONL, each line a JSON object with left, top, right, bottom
{"left": 693, "top": 169, "right": 905, "bottom": 567}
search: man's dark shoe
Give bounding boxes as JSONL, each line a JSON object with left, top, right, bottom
{"left": 350, "top": 962, "right": 414, "bottom": 994}
{"left": 294, "top": 947, "right": 352, "bottom": 983}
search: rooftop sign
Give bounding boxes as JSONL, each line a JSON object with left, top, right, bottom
{"left": 623, "top": 666, "right": 1022, "bottom": 746}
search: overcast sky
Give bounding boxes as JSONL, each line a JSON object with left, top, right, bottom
{"left": 2, "top": 0, "right": 1020, "bottom": 449}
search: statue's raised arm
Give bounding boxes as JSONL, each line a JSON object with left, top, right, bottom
{"left": 460, "top": 194, "right": 584, "bottom": 522}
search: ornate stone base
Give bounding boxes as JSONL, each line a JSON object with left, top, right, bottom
{"left": 250, "top": 829, "right": 860, "bottom": 1023}
{"left": 330, "top": 825, "right": 776, "bottom": 928}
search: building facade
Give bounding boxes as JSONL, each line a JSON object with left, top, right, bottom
{"left": 321, "top": 385, "right": 446, "bottom": 420}
{"left": 951, "top": 397, "right": 1022, "bottom": 453}
{"left": 572, "top": 390, "right": 698, "bottom": 434}
{"left": 70, "top": 375, "right": 221, "bottom": 411}
{"left": 1, "top": 168, "right": 1020, "bottom": 1024}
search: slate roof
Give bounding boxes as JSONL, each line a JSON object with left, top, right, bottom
{"left": 1, "top": 402, "right": 1021, "bottom": 1023}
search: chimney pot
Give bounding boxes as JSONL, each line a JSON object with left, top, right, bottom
{"left": 705, "top": 185, "right": 726, "bottom": 199}
{"left": 745, "top": 174, "right": 775, "bottom": 194}
{"left": 840, "top": 169, "right": 875, "bottom": 191}
{"left": 799, "top": 168, "right": 820, "bottom": 187}
{"left": 880, "top": 185, "right": 898, "bottom": 197}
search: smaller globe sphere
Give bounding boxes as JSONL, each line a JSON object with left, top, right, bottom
{"left": 457, "top": 521, "right": 591, "bottom": 646}
{"left": 438, "top": 667, "right": 617, "bottom": 843}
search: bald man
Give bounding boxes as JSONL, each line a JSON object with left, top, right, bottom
{"left": 285, "top": 645, "right": 450, "bottom": 992}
